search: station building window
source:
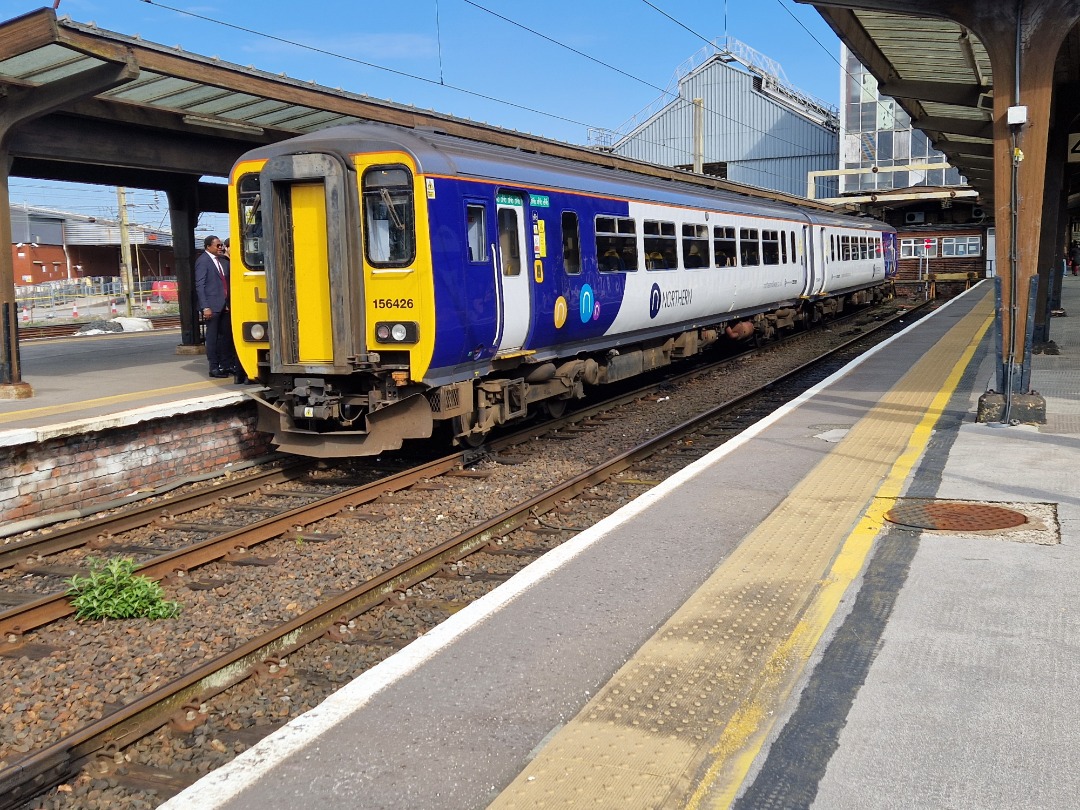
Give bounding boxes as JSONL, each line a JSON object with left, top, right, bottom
{"left": 941, "top": 236, "right": 981, "bottom": 257}
{"left": 900, "top": 237, "right": 938, "bottom": 258}
{"left": 644, "top": 220, "right": 677, "bottom": 270}
{"left": 713, "top": 226, "right": 737, "bottom": 267}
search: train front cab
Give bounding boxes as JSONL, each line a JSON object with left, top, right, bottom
{"left": 229, "top": 148, "right": 439, "bottom": 457}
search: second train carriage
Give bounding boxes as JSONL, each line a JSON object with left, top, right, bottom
{"left": 229, "top": 123, "right": 894, "bottom": 457}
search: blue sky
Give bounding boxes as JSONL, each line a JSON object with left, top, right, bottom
{"left": 8, "top": 0, "right": 844, "bottom": 231}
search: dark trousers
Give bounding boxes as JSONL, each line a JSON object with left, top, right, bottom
{"left": 205, "top": 309, "right": 237, "bottom": 372}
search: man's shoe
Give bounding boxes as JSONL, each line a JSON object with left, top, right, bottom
{"left": 233, "top": 372, "right": 248, "bottom": 384}
{"left": 209, "top": 368, "right": 229, "bottom": 378}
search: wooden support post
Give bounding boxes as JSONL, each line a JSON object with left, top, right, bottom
{"left": 167, "top": 180, "right": 202, "bottom": 349}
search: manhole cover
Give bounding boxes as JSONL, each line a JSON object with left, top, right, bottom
{"left": 884, "top": 501, "right": 1028, "bottom": 532}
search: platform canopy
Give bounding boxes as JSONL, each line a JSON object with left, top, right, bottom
{"left": 806, "top": 6, "right": 997, "bottom": 204}
{"left": 798, "top": 0, "right": 1080, "bottom": 419}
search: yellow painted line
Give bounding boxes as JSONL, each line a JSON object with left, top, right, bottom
{"left": 488, "top": 294, "right": 994, "bottom": 810}
{"left": 697, "top": 307, "right": 994, "bottom": 809}
{"left": 0, "top": 381, "right": 224, "bottom": 424}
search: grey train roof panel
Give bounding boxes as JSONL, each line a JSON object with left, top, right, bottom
{"left": 241, "top": 123, "right": 887, "bottom": 231}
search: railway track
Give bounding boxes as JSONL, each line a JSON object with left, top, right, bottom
{"left": 0, "top": 299, "right": 930, "bottom": 810}
{"left": 16, "top": 316, "right": 181, "bottom": 341}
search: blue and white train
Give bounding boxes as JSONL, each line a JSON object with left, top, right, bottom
{"left": 228, "top": 123, "right": 895, "bottom": 457}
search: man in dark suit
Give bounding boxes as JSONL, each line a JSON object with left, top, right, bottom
{"left": 194, "top": 234, "right": 238, "bottom": 379}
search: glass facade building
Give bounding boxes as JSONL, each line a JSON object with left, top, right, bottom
{"left": 840, "top": 45, "right": 966, "bottom": 194}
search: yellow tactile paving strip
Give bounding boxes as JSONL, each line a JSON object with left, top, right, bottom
{"left": 489, "top": 293, "right": 994, "bottom": 810}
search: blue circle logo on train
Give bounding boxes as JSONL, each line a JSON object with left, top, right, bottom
{"left": 579, "top": 284, "right": 595, "bottom": 323}
{"left": 649, "top": 283, "right": 662, "bottom": 319}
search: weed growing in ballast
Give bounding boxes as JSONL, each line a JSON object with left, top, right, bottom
{"left": 66, "top": 557, "right": 182, "bottom": 620}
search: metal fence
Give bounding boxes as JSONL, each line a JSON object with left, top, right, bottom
{"left": 14, "top": 276, "right": 171, "bottom": 322}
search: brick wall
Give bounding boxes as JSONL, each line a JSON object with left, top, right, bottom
{"left": 0, "top": 403, "right": 273, "bottom": 526}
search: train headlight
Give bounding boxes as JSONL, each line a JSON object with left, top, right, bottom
{"left": 374, "top": 321, "right": 418, "bottom": 344}
{"left": 243, "top": 321, "right": 268, "bottom": 342}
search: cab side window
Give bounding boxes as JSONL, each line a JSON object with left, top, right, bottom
{"left": 466, "top": 204, "right": 487, "bottom": 262}
{"left": 362, "top": 166, "right": 416, "bottom": 267}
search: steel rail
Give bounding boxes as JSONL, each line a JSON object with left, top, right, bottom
{"left": 17, "top": 316, "right": 181, "bottom": 341}
{"left": 0, "top": 461, "right": 311, "bottom": 572}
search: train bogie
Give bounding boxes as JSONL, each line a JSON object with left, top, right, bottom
{"left": 227, "top": 123, "right": 894, "bottom": 457}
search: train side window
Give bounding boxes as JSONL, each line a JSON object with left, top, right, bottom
{"left": 466, "top": 204, "right": 487, "bottom": 263}
{"left": 362, "top": 166, "right": 416, "bottom": 267}
{"left": 762, "top": 230, "right": 780, "bottom": 265}
{"left": 498, "top": 208, "right": 521, "bottom": 276}
{"left": 713, "top": 226, "right": 737, "bottom": 267}
{"left": 237, "top": 173, "right": 264, "bottom": 270}
{"left": 791, "top": 231, "right": 797, "bottom": 262}
{"left": 740, "top": 228, "right": 760, "bottom": 266}
{"left": 780, "top": 230, "right": 787, "bottom": 264}
{"left": 595, "top": 215, "right": 638, "bottom": 272}
{"left": 682, "top": 224, "right": 708, "bottom": 268}
{"left": 562, "top": 211, "right": 581, "bottom": 275}
{"left": 841, "top": 235, "right": 850, "bottom": 261}
{"left": 644, "top": 220, "right": 677, "bottom": 270}
{"left": 830, "top": 235, "right": 836, "bottom": 262}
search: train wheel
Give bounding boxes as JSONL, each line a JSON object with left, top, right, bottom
{"left": 542, "top": 398, "right": 569, "bottom": 419}
{"left": 452, "top": 413, "right": 486, "bottom": 448}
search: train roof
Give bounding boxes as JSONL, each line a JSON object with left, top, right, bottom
{"left": 238, "top": 123, "right": 892, "bottom": 232}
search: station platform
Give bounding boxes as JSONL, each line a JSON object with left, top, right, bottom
{"left": 152, "top": 277, "right": 1080, "bottom": 810}
{"left": 0, "top": 327, "right": 251, "bottom": 445}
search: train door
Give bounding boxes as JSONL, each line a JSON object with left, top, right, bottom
{"left": 495, "top": 191, "right": 531, "bottom": 353}
{"left": 260, "top": 152, "right": 357, "bottom": 374}
{"left": 803, "top": 226, "right": 826, "bottom": 297}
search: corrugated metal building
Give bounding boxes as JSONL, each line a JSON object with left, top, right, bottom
{"left": 606, "top": 39, "right": 839, "bottom": 199}
{"left": 9, "top": 203, "right": 175, "bottom": 285}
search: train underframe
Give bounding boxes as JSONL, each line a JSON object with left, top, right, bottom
{"left": 250, "top": 285, "right": 891, "bottom": 458}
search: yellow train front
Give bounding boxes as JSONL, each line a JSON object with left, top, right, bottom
{"left": 229, "top": 128, "right": 442, "bottom": 457}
